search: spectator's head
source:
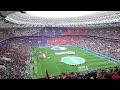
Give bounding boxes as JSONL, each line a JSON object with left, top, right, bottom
{"left": 96, "top": 71, "right": 103, "bottom": 79}
{"left": 102, "top": 72, "right": 111, "bottom": 79}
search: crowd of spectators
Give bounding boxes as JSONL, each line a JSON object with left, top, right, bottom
{"left": 0, "top": 27, "right": 120, "bottom": 41}
{"left": 0, "top": 27, "right": 119, "bottom": 79}
{"left": 76, "top": 36, "right": 120, "bottom": 60}
{"left": 46, "top": 35, "right": 120, "bottom": 60}
{"left": 0, "top": 39, "right": 31, "bottom": 79}
{"left": 85, "top": 28, "right": 120, "bottom": 39}
{"left": 50, "top": 66, "right": 120, "bottom": 79}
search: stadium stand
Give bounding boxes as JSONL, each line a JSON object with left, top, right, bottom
{"left": 0, "top": 11, "right": 120, "bottom": 79}
{"left": 50, "top": 66, "right": 120, "bottom": 79}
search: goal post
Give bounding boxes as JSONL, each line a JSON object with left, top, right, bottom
{"left": 78, "top": 66, "right": 88, "bottom": 72}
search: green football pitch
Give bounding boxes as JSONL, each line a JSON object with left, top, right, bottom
{"left": 29, "top": 45, "right": 118, "bottom": 79}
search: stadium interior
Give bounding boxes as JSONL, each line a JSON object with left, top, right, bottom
{"left": 0, "top": 11, "right": 120, "bottom": 79}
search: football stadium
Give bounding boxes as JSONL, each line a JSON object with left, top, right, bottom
{"left": 0, "top": 11, "right": 120, "bottom": 79}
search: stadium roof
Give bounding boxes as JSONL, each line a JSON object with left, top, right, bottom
{"left": 0, "top": 11, "right": 120, "bottom": 28}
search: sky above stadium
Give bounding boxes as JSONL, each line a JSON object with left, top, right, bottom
{"left": 26, "top": 11, "right": 100, "bottom": 18}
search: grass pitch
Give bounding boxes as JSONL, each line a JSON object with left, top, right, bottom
{"left": 29, "top": 45, "right": 118, "bottom": 79}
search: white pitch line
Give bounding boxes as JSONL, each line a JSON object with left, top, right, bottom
{"left": 53, "top": 60, "right": 61, "bottom": 73}
{"left": 69, "top": 66, "right": 72, "bottom": 70}
{"left": 56, "top": 65, "right": 61, "bottom": 73}
{"left": 36, "top": 61, "right": 39, "bottom": 78}
{"left": 39, "top": 61, "right": 43, "bottom": 76}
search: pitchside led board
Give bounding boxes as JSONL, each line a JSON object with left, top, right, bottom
{"left": 47, "top": 22, "right": 56, "bottom": 27}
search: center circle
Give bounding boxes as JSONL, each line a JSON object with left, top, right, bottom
{"left": 60, "top": 56, "right": 85, "bottom": 66}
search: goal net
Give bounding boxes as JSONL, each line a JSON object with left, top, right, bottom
{"left": 78, "top": 66, "right": 88, "bottom": 72}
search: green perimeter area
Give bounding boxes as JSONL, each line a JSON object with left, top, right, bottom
{"left": 29, "top": 45, "right": 118, "bottom": 79}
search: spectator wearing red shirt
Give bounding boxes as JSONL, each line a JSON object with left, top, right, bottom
{"left": 112, "top": 70, "right": 120, "bottom": 79}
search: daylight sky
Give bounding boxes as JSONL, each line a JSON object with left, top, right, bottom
{"left": 26, "top": 11, "right": 100, "bottom": 18}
